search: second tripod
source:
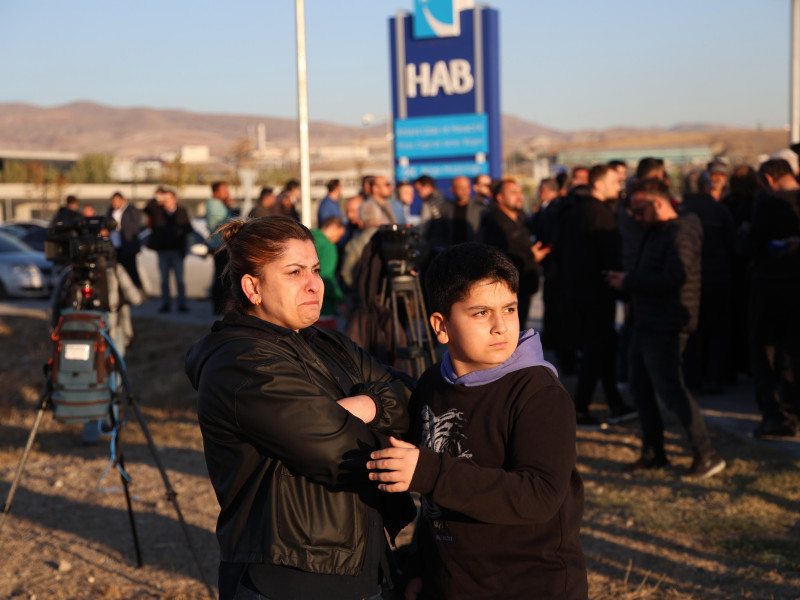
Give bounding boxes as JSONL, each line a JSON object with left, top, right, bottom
{"left": 380, "top": 271, "right": 436, "bottom": 379}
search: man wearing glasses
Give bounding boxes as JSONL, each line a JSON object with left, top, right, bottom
{"left": 606, "top": 178, "right": 726, "bottom": 480}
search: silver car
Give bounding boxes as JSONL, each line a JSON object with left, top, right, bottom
{"left": 0, "top": 231, "right": 55, "bottom": 298}
{"left": 136, "top": 225, "right": 214, "bottom": 299}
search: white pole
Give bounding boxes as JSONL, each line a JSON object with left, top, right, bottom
{"left": 792, "top": 0, "right": 800, "bottom": 144}
{"left": 295, "top": 0, "right": 312, "bottom": 227}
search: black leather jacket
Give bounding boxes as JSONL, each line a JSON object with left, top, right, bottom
{"left": 185, "top": 312, "right": 415, "bottom": 575}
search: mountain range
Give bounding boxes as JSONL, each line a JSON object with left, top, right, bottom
{"left": 0, "top": 101, "right": 785, "bottom": 161}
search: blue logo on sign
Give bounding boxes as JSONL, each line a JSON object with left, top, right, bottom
{"left": 413, "top": 0, "right": 459, "bottom": 39}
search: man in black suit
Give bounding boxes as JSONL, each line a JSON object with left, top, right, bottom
{"left": 107, "top": 191, "right": 143, "bottom": 289}
{"left": 557, "top": 165, "right": 637, "bottom": 429}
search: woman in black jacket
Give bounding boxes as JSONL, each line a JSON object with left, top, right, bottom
{"left": 185, "top": 216, "right": 415, "bottom": 600}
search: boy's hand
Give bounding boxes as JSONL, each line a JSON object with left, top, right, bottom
{"left": 367, "top": 436, "right": 419, "bottom": 492}
{"left": 405, "top": 577, "right": 423, "bottom": 600}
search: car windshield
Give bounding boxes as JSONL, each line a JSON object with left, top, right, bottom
{"left": 0, "top": 231, "right": 35, "bottom": 253}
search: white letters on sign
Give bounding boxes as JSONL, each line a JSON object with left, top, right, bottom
{"left": 406, "top": 59, "right": 474, "bottom": 98}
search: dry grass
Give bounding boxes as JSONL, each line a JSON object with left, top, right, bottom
{"left": 0, "top": 313, "right": 798, "bottom": 599}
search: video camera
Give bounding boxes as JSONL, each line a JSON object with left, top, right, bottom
{"left": 45, "top": 215, "right": 116, "bottom": 315}
{"left": 44, "top": 215, "right": 115, "bottom": 267}
{"left": 375, "top": 224, "right": 423, "bottom": 277}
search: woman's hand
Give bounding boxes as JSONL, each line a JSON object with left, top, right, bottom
{"left": 405, "top": 577, "right": 423, "bottom": 600}
{"left": 336, "top": 394, "right": 376, "bottom": 423}
{"left": 367, "top": 436, "right": 419, "bottom": 492}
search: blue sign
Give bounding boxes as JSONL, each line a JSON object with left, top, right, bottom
{"left": 389, "top": 6, "right": 501, "bottom": 194}
{"left": 413, "top": 0, "right": 459, "bottom": 39}
{"left": 397, "top": 160, "right": 488, "bottom": 181}
{"left": 395, "top": 113, "right": 488, "bottom": 159}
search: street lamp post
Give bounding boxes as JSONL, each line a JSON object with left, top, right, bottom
{"left": 295, "top": 0, "right": 312, "bottom": 228}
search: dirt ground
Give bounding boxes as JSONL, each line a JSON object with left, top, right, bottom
{"left": 0, "top": 313, "right": 798, "bottom": 599}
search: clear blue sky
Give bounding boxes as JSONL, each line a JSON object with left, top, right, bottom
{"left": 0, "top": 0, "right": 792, "bottom": 131}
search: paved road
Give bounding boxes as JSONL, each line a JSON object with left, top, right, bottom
{"left": 2, "top": 295, "right": 798, "bottom": 460}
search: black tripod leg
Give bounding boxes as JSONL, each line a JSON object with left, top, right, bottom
{"left": 104, "top": 339, "right": 214, "bottom": 598}
{"left": 0, "top": 385, "right": 51, "bottom": 534}
{"left": 126, "top": 397, "right": 215, "bottom": 597}
{"left": 116, "top": 452, "right": 143, "bottom": 567}
{"left": 416, "top": 278, "right": 437, "bottom": 366}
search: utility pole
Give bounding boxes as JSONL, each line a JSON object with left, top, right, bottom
{"left": 295, "top": 0, "right": 312, "bottom": 227}
{"left": 792, "top": 0, "right": 800, "bottom": 144}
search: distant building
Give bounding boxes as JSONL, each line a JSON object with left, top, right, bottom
{"left": 0, "top": 149, "right": 79, "bottom": 175}
{"left": 180, "top": 145, "right": 211, "bottom": 163}
{"left": 557, "top": 145, "right": 714, "bottom": 168}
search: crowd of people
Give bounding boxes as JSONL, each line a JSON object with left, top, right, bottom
{"left": 48, "top": 147, "right": 800, "bottom": 458}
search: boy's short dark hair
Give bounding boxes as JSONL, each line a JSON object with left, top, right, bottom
{"left": 425, "top": 243, "right": 519, "bottom": 318}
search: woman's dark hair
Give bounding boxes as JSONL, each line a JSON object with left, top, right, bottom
{"left": 424, "top": 243, "right": 519, "bottom": 318}
{"left": 216, "top": 216, "right": 314, "bottom": 313}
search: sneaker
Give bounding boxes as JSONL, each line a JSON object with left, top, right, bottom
{"left": 624, "top": 454, "right": 670, "bottom": 473}
{"left": 682, "top": 452, "right": 726, "bottom": 480}
{"left": 576, "top": 412, "right": 608, "bottom": 431}
{"left": 158, "top": 304, "right": 170, "bottom": 313}
{"left": 607, "top": 404, "right": 639, "bottom": 425}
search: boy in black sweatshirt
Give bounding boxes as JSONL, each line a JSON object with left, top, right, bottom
{"left": 367, "top": 243, "right": 588, "bottom": 599}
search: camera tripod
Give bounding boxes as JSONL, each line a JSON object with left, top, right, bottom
{"left": 0, "top": 313, "right": 214, "bottom": 598}
{"left": 380, "top": 264, "right": 437, "bottom": 379}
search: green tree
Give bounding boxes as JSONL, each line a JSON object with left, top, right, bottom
{"left": 257, "top": 166, "right": 296, "bottom": 187}
{"left": 66, "top": 153, "right": 114, "bottom": 183}
{"left": 0, "top": 160, "right": 28, "bottom": 182}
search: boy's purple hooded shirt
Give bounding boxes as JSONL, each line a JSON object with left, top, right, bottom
{"left": 440, "top": 328, "right": 557, "bottom": 386}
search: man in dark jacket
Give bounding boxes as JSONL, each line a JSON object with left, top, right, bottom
{"left": 681, "top": 186, "right": 737, "bottom": 392}
{"left": 51, "top": 195, "right": 81, "bottom": 225}
{"left": 143, "top": 187, "right": 190, "bottom": 313}
{"left": 745, "top": 158, "right": 800, "bottom": 438}
{"left": 415, "top": 174, "right": 449, "bottom": 252}
{"left": 531, "top": 178, "right": 578, "bottom": 373}
{"left": 607, "top": 178, "right": 726, "bottom": 480}
{"left": 444, "top": 175, "right": 486, "bottom": 244}
{"left": 107, "top": 191, "right": 143, "bottom": 288}
{"left": 558, "top": 165, "right": 636, "bottom": 429}
{"left": 479, "top": 178, "right": 549, "bottom": 329}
